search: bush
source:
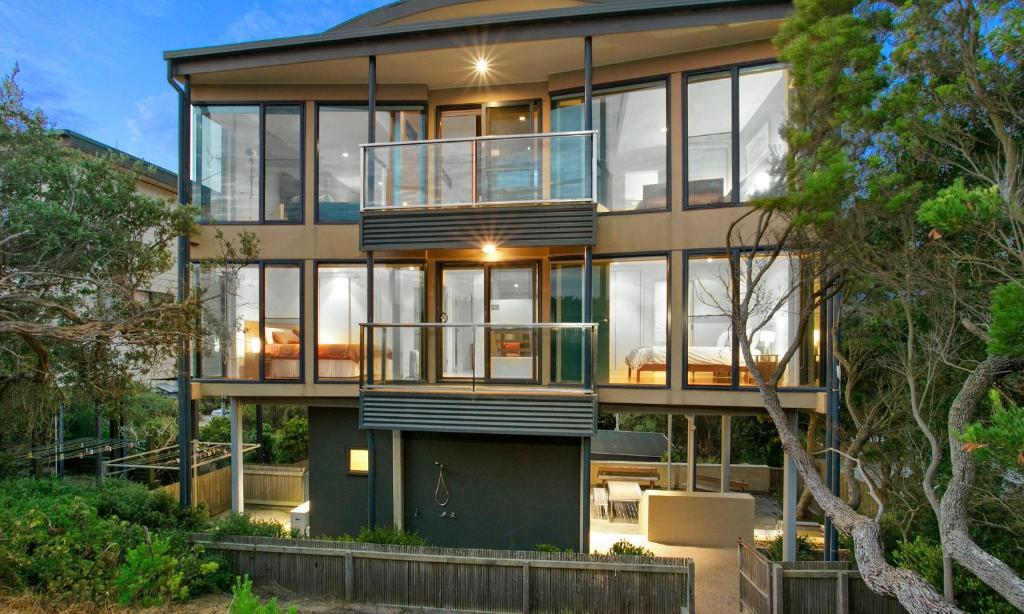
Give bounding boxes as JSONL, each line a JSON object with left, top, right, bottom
{"left": 270, "top": 416, "right": 308, "bottom": 464}
{"left": 211, "top": 512, "right": 290, "bottom": 539}
{"left": 893, "top": 537, "right": 1016, "bottom": 614}
{"left": 534, "top": 543, "right": 574, "bottom": 554}
{"left": 607, "top": 539, "right": 654, "bottom": 557}
{"left": 0, "top": 477, "right": 229, "bottom": 606}
{"left": 760, "top": 534, "right": 818, "bottom": 562}
{"left": 230, "top": 575, "right": 297, "bottom": 614}
{"left": 352, "top": 526, "right": 427, "bottom": 546}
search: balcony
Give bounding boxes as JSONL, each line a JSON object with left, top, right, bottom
{"left": 359, "top": 131, "right": 598, "bottom": 250}
{"left": 357, "top": 322, "right": 598, "bottom": 437}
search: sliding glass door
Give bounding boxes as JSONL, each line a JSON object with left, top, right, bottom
{"left": 440, "top": 264, "right": 538, "bottom": 383}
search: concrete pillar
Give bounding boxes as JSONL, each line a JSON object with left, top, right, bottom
{"left": 392, "top": 430, "right": 403, "bottom": 529}
{"left": 230, "top": 398, "right": 244, "bottom": 513}
{"left": 666, "top": 414, "right": 673, "bottom": 489}
{"left": 721, "top": 415, "right": 732, "bottom": 493}
{"left": 686, "top": 415, "right": 697, "bottom": 492}
{"left": 783, "top": 411, "right": 799, "bottom": 561}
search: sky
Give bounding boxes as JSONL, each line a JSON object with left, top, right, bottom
{"left": 0, "top": 0, "right": 391, "bottom": 173}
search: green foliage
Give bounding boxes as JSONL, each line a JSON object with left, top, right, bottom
{"left": 893, "top": 538, "right": 1016, "bottom": 614}
{"left": 987, "top": 283, "right": 1024, "bottom": 358}
{"left": 211, "top": 513, "right": 290, "bottom": 539}
{"left": 199, "top": 415, "right": 232, "bottom": 443}
{"left": 0, "top": 478, "right": 229, "bottom": 606}
{"left": 760, "top": 535, "right": 818, "bottom": 562}
{"left": 959, "top": 391, "right": 1024, "bottom": 469}
{"left": 352, "top": 526, "right": 427, "bottom": 546}
{"left": 533, "top": 543, "right": 573, "bottom": 554}
{"left": 606, "top": 539, "right": 654, "bottom": 557}
{"left": 230, "top": 575, "right": 297, "bottom": 614}
{"left": 917, "top": 179, "right": 1001, "bottom": 234}
{"left": 271, "top": 416, "right": 308, "bottom": 464}
{"left": 115, "top": 534, "right": 190, "bottom": 606}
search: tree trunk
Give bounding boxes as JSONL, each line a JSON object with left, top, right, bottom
{"left": 739, "top": 341, "right": 963, "bottom": 613}
{"left": 842, "top": 419, "right": 873, "bottom": 511}
{"left": 940, "top": 355, "right": 1024, "bottom": 610}
{"left": 796, "top": 411, "right": 820, "bottom": 519}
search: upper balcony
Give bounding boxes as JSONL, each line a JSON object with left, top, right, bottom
{"left": 359, "top": 131, "right": 598, "bottom": 251}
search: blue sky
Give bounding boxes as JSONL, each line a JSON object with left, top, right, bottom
{"left": 0, "top": 0, "right": 391, "bottom": 172}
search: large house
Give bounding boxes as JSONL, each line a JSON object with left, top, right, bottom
{"left": 165, "top": 0, "right": 822, "bottom": 553}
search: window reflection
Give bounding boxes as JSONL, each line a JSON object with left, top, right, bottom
{"left": 194, "top": 106, "right": 260, "bottom": 222}
{"left": 739, "top": 65, "right": 788, "bottom": 200}
{"left": 263, "top": 106, "right": 303, "bottom": 222}
{"left": 553, "top": 82, "right": 667, "bottom": 212}
{"left": 264, "top": 265, "right": 301, "bottom": 379}
{"left": 686, "top": 73, "right": 732, "bottom": 206}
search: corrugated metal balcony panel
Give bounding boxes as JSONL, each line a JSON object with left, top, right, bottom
{"left": 359, "top": 203, "right": 596, "bottom": 250}
{"left": 359, "top": 391, "right": 598, "bottom": 437}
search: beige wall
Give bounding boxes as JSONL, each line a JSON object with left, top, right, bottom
{"left": 188, "top": 36, "right": 824, "bottom": 413}
{"left": 591, "top": 460, "right": 777, "bottom": 493}
{"left": 639, "top": 490, "right": 755, "bottom": 547}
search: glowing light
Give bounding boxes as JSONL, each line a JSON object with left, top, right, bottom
{"left": 248, "top": 337, "right": 261, "bottom": 354}
{"left": 481, "top": 243, "right": 497, "bottom": 255}
{"left": 518, "top": 115, "right": 526, "bottom": 121}
{"left": 474, "top": 57, "right": 491, "bottom": 74}
{"left": 342, "top": 152, "right": 349, "bottom": 158}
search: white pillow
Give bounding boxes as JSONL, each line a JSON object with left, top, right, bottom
{"left": 714, "top": 331, "right": 731, "bottom": 348}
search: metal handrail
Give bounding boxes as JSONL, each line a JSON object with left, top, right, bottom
{"left": 360, "top": 129, "right": 597, "bottom": 148}
{"left": 358, "top": 322, "right": 598, "bottom": 393}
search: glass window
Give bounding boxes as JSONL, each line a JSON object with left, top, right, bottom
{"left": 195, "top": 264, "right": 260, "bottom": 379}
{"left": 318, "top": 106, "right": 425, "bottom": 221}
{"left": 686, "top": 252, "right": 820, "bottom": 387}
{"left": 316, "top": 264, "right": 424, "bottom": 380}
{"left": 739, "top": 64, "right": 788, "bottom": 201}
{"left": 264, "top": 265, "right": 302, "bottom": 380}
{"left": 348, "top": 448, "right": 368, "bottom": 474}
{"left": 551, "top": 257, "right": 668, "bottom": 386}
{"left": 263, "top": 106, "right": 303, "bottom": 222}
{"left": 194, "top": 106, "right": 260, "bottom": 222}
{"left": 553, "top": 83, "right": 667, "bottom": 212}
{"left": 686, "top": 72, "right": 732, "bottom": 206}
{"left": 686, "top": 254, "right": 733, "bottom": 385}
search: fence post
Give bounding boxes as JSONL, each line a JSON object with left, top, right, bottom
{"left": 772, "top": 564, "right": 784, "bottom": 614}
{"left": 737, "top": 541, "right": 744, "bottom": 613}
{"left": 836, "top": 571, "right": 849, "bottom": 614}
{"left": 686, "top": 558, "right": 696, "bottom": 614}
{"left": 344, "top": 552, "right": 354, "bottom": 601}
{"left": 522, "top": 562, "right": 530, "bottom": 614}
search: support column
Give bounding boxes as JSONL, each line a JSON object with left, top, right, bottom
{"left": 56, "top": 404, "right": 65, "bottom": 477}
{"left": 721, "top": 415, "right": 732, "bottom": 493}
{"left": 366, "top": 251, "right": 375, "bottom": 385}
{"left": 666, "top": 414, "right": 673, "bottom": 489}
{"left": 367, "top": 430, "right": 377, "bottom": 528}
{"left": 255, "top": 404, "right": 264, "bottom": 463}
{"left": 783, "top": 411, "right": 799, "bottom": 561}
{"left": 824, "top": 291, "right": 842, "bottom": 561}
{"left": 686, "top": 415, "right": 697, "bottom": 492}
{"left": 95, "top": 408, "right": 103, "bottom": 478}
{"left": 392, "top": 430, "right": 403, "bottom": 529}
{"left": 580, "top": 436, "right": 591, "bottom": 553}
{"left": 171, "top": 74, "right": 193, "bottom": 508}
{"left": 230, "top": 398, "right": 244, "bottom": 513}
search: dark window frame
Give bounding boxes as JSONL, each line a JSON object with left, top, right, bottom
{"left": 193, "top": 101, "right": 306, "bottom": 225}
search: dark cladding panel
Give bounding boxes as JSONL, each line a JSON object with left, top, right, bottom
{"left": 360, "top": 203, "right": 596, "bottom": 250}
{"left": 360, "top": 391, "right": 597, "bottom": 437}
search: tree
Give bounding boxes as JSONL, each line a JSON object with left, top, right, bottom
{"left": 727, "top": 1, "right": 1024, "bottom": 611}
{"left": 0, "top": 68, "right": 195, "bottom": 441}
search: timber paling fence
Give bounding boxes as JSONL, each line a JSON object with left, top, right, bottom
{"left": 738, "top": 540, "right": 907, "bottom": 614}
{"left": 193, "top": 533, "right": 695, "bottom": 614}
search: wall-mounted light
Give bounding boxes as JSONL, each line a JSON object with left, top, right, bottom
{"left": 481, "top": 243, "right": 497, "bottom": 255}
{"left": 473, "top": 57, "right": 490, "bottom": 75}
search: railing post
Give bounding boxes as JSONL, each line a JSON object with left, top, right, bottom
{"left": 836, "top": 571, "right": 849, "bottom": 614}
{"left": 771, "top": 564, "right": 783, "bottom": 614}
{"left": 367, "top": 252, "right": 374, "bottom": 387}
{"left": 521, "top": 562, "right": 530, "bottom": 614}
{"left": 344, "top": 552, "right": 354, "bottom": 600}
{"left": 686, "top": 558, "right": 696, "bottom": 614}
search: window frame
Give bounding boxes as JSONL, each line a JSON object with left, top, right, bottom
{"left": 314, "top": 101, "right": 428, "bottom": 225}
{"left": 193, "top": 101, "right": 306, "bottom": 225}
{"left": 191, "top": 259, "right": 305, "bottom": 383}
{"left": 550, "top": 76, "right": 672, "bottom": 216}
{"left": 549, "top": 251, "right": 672, "bottom": 390}
{"left": 313, "top": 259, "right": 428, "bottom": 384}
{"left": 682, "top": 59, "right": 786, "bottom": 210}
{"left": 682, "top": 247, "right": 825, "bottom": 392}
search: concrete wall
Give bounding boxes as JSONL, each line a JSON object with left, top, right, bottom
{"left": 307, "top": 406, "right": 392, "bottom": 536}
{"left": 402, "top": 432, "right": 582, "bottom": 551}
{"left": 590, "top": 459, "right": 778, "bottom": 493}
{"left": 639, "top": 490, "right": 755, "bottom": 547}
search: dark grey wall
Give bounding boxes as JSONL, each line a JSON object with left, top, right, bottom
{"left": 403, "top": 432, "right": 582, "bottom": 551}
{"left": 308, "top": 406, "right": 391, "bottom": 537}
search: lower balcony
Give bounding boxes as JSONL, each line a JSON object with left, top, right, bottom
{"left": 358, "top": 322, "right": 598, "bottom": 437}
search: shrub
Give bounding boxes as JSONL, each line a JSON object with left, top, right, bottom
{"left": 271, "top": 416, "right": 308, "bottom": 464}
{"left": 211, "top": 512, "right": 290, "bottom": 539}
{"left": 760, "top": 534, "right": 818, "bottom": 562}
{"left": 115, "top": 533, "right": 190, "bottom": 606}
{"left": 607, "top": 539, "right": 654, "bottom": 557}
{"left": 230, "top": 575, "right": 297, "bottom": 614}
{"left": 534, "top": 543, "right": 573, "bottom": 554}
{"left": 353, "top": 526, "right": 427, "bottom": 546}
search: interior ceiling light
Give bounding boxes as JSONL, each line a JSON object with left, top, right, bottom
{"left": 474, "top": 57, "right": 491, "bottom": 75}
{"left": 481, "top": 243, "right": 497, "bottom": 255}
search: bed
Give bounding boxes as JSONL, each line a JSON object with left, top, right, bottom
{"left": 685, "top": 331, "right": 770, "bottom": 384}
{"left": 625, "top": 345, "right": 667, "bottom": 383}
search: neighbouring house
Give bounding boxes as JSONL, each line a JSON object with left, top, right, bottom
{"left": 54, "top": 129, "right": 179, "bottom": 391}
{"left": 164, "top": 0, "right": 821, "bottom": 553}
